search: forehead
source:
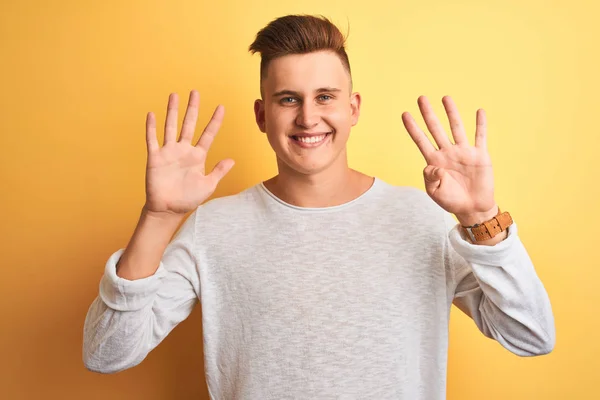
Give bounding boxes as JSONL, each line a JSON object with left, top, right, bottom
{"left": 264, "top": 51, "right": 350, "bottom": 94}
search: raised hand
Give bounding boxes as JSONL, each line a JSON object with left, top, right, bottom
{"left": 144, "top": 90, "right": 235, "bottom": 218}
{"left": 402, "top": 96, "right": 498, "bottom": 226}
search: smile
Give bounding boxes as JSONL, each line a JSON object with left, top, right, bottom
{"left": 290, "top": 132, "right": 332, "bottom": 148}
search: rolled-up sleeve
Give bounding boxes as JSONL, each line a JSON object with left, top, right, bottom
{"left": 83, "top": 210, "right": 201, "bottom": 373}
{"left": 445, "top": 212, "right": 555, "bottom": 356}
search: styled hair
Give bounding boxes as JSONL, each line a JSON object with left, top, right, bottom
{"left": 248, "top": 15, "right": 352, "bottom": 93}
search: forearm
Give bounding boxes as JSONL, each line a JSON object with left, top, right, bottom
{"left": 85, "top": 208, "right": 200, "bottom": 372}
{"left": 462, "top": 256, "right": 554, "bottom": 355}
{"left": 450, "top": 224, "right": 555, "bottom": 356}
{"left": 116, "top": 207, "right": 185, "bottom": 280}
{"left": 83, "top": 296, "right": 155, "bottom": 373}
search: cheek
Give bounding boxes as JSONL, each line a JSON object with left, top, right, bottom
{"left": 325, "top": 105, "right": 353, "bottom": 130}
{"left": 265, "top": 108, "right": 293, "bottom": 132}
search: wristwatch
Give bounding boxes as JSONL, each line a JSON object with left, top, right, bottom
{"left": 460, "top": 208, "right": 513, "bottom": 242}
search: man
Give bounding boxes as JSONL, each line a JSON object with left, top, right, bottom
{"left": 83, "top": 14, "right": 555, "bottom": 399}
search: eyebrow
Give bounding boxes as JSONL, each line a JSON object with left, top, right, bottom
{"left": 272, "top": 87, "right": 342, "bottom": 97}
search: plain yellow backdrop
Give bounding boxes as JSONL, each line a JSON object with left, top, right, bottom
{"left": 1, "top": 0, "right": 597, "bottom": 399}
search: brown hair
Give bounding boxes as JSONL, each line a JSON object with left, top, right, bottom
{"left": 248, "top": 15, "right": 351, "bottom": 93}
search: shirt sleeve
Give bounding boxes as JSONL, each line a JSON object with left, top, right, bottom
{"left": 83, "top": 210, "right": 201, "bottom": 373}
{"left": 444, "top": 211, "right": 555, "bottom": 356}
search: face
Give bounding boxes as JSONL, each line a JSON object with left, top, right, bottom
{"left": 254, "top": 50, "right": 361, "bottom": 176}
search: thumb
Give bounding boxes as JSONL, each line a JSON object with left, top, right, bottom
{"left": 209, "top": 159, "right": 235, "bottom": 185}
{"left": 423, "top": 165, "right": 444, "bottom": 191}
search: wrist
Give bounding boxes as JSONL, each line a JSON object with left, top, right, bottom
{"left": 455, "top": 204, "right": 499, "bottom": 227}
{"left": 142, "top": 205, "right": 187, "bottom": 225}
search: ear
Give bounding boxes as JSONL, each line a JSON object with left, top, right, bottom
{"left": 254, "top": 99, "right": 266, "bottom": 133}
{"left": 350, "top": 92, "right": 361, "bottom": 126}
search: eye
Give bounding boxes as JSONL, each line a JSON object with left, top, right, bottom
{"left": 318, "top": 94, "right": 333, "bottom": 102}
{"left": 281, "top": 97, "right": 298, "bottom": 104}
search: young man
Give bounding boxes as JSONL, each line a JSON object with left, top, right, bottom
{"left": 83, "top": 15, "right": 555, "bottom": 399}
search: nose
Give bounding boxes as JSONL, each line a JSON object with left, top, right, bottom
{"left": 295, "top": 102, "right": 320, "bottom": 129}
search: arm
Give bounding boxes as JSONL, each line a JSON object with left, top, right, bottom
{"left": 116, "top": 206, "right": 186, "bottom": 280}
{"left": 83, "top": 90, "right": 234, "bottom": 373}
{"left": 83, "top": 209, "right": 200, "bottom": 373}
{"left": 401, "top": 95, "right": 555, "bottom": 355}
{"left": 445, "top": 212, "right": 555, "bottom": 356}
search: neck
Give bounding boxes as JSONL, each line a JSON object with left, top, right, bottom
{"left": 264, "top": 155, "right": 374, "bottom": 208}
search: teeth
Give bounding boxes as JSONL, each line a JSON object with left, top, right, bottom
{"left": 297, "top": 134, "right": 326, "bottom": 144}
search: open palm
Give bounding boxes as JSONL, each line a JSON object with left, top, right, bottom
{"left": 144, "top": 90, "right": 234, "bottom": 216}
{"left": 402, "top": 96, "right": 496, "bottom": 217}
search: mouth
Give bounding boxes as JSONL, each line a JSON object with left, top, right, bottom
{"left": 290, "top": 132, "right": 333, "bottom": 148}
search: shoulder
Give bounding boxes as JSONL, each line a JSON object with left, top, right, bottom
{"left": 194, "top": 184, "right": 263, "bottom": 221}
{"left": 178, "top": 185, "right": 265, "bottom": 247}
{"left": 372, "top": 178, "right": 443, "bottom": 214}
{"left": 369, "top": 178, "right": 454, "bottom": 234}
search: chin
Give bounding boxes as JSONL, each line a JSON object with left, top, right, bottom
{"left": 280, "top": 153, "right": 347, "bottom": 176}
{"left": 290, "top": 163, "right": 333, "bottom": 176}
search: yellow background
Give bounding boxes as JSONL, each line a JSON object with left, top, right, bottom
{"left": 1, "top": 0, "right": 597, "bottom": 398}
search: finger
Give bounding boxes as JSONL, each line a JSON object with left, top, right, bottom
{"left": 196, "top": 105, "right": 225, "bottom": 150}
{"left": 146, "top": 112, "right": 159, "bottom": 153}
{"left": 442, "top": 96, "right": 468, "bottom": 146}
{"left": 164, "top": 93, "right": 179, "bottom": 145}
{"left": 179, "top": 90, "right": 200, "bottom": 144}
{"left": 423, "top": 165, "right": 444, "bottom": 193}
{"left": 208, "top": 158, "right": 235, "bottom": 185}
{"left": 474, "top": 109, "right": 487, "bottom": 150}
{"left": 418, "top": 96, "right": 452, "bottom": 149}
{"left": 402, "top": 111, "right": 436, "bottom": 161}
